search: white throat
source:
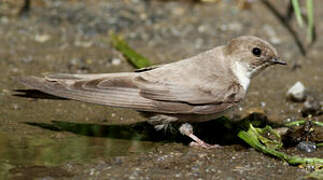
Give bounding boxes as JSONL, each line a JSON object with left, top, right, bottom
{"left": 232, "top": 61, "right": 252, "bottom": 90}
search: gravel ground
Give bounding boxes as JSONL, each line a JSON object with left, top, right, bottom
{"left": 0, "top": 0, "right": 322, "bottom": 179}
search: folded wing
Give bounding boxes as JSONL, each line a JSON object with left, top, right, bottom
{"left": 19, "top": 53, "right": 245, "bottom": 114}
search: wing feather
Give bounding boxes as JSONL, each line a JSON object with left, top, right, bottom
{"left": 19, "top": 48, "right": 245, "bottom": 114}
{"left": 19, "top": 75, "right": 156, "bottom": 111}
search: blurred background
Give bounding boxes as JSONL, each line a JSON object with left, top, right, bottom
{"left": 0, "top": 0, "right": 322, "bottom": 179}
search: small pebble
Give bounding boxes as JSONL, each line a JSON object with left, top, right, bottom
{"left": 0, "top": 17, "right": 9, "bottom": 24}
{"left": 296, "top": 141, "right": 316, "bottom": 153}
{"left": 195, "top": 38, "right": 204, "bottom": 49}
{"left": 34, "top": 34, "right": 51, "bottom": 43}
{"left": 12, "top": 104, "right": 20, "bottom": 110}
{"left": 286, "top": 81, "right": 306, "bottom": 102}
{"left": 74, "top": 40, "right": 93, "bottom": 48}
{"left": 260, "top": 101, "right": 266, "bottom": 108}
{"left": 112, "top": 58, "right": 121, "bottom": 66}
{"left": 302, "top": 95, "right": 322, "bottom": 116}
{"left": 198, "top": 25, "right": 206, "bottom": 33}
{"left": 21, "top": 56, "right": 33, "bottom": 63}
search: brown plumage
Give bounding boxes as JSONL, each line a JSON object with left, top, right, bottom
{"left": 18, "top": 36, "right": 286, "bottom": 148}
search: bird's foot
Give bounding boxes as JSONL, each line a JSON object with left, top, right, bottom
{"left": 179, "top": 123, "right": 221, "bottom": 149}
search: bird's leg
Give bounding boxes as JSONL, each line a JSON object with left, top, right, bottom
{"left": 179, "top": 123, "right": 220, "bottom": 149}
{"left": 148, "top": 114, "right": 178, "bottom": 132}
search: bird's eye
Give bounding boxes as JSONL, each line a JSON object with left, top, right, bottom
{"left": 252, "top": 47, "right": 261, "bottom": 57}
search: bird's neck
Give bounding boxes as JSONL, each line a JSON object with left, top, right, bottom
{"left": 231, "top": 61, "right": 252, "bottom": 90}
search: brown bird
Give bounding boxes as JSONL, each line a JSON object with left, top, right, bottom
{"left": 19, "top": 36, "right": 286, "bottom": 148}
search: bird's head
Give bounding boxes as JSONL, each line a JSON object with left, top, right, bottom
{"left": 225, "top": 36, "right": 286, "bottom": 78}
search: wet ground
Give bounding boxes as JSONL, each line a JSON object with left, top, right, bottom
{"left": 0, "top": 0, "right": 322, "bottom": 179}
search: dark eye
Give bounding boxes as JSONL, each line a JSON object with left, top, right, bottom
{"left": 252, "top": 47, "right": 261, "bottom": 57}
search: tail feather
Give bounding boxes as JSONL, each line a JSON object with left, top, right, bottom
{"left": 18, "top": 74, "right": 156, "bottom": 111}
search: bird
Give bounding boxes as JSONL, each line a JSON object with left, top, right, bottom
{"left": 18, "top": 36, "right": 286, "bottom": 148}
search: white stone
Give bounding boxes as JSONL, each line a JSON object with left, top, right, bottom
{"left": 35, "top": 34, "right": 51, "bottom": 43}
{"left": 287, "top": 81, "right": 306, "bottom": 102}
{"left": 112, "top": 58, "right": 121, "bottom": 66}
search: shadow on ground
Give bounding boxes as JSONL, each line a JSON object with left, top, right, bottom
{"left": 16, "top": 87, "right": 275, "bottom": 147}
{"left": 24, "top": 113, "right": 272, "bottom": 147}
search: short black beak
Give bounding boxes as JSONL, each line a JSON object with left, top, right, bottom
{"left": 271, "top": 58, "right": 287, "bottom": 65}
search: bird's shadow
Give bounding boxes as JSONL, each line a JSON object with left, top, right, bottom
{"left": 14, "top": 89, "right": 67, "bottom": 100}
{"left": 24, "top": 113, "right": 272, "bottom": 146}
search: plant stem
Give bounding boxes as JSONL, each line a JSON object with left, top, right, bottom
{"left": 291, "top": 0, "right": 303, "bottom": 27}
{"left": 306, "top": 0, "right": 314, "bottom": 43}
{"left": 284, "top": 120, "right": 323, "bottom": 127}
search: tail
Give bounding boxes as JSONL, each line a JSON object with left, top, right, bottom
{"left": 18, "top": 73, "right": 155, "bottom": 111}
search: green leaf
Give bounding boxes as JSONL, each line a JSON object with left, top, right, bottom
{"left": 238, "top": 123, "right": 323, "bottom": 167}
{"left": 110, "top": 32, "right": 152, "bottom": 69}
